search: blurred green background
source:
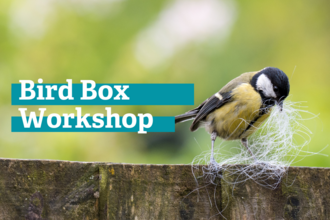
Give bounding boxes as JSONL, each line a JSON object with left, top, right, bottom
{"left": 0, "top": 0, "right": 329, "bottom": 167}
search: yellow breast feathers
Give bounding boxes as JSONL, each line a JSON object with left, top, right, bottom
{"left": 206, "top": 83, "right": 270, "bottom": 140}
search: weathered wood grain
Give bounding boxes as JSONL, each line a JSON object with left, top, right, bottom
{"left": 0, "top": 159, "right": 100, "bottom": 219}
{"left": 221, "top": 166, "right": 330, "bottom": 220}
{"left": 100, "top": 164, "right": 221, "bottom": 220}
{"left": 0, "top": 159, "right": 329, "bottom": 220}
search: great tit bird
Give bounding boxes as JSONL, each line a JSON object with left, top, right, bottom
{"left": 175, "top": 67, "right": 290, "bottom": 163}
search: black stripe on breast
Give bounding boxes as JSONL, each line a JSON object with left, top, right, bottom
{"left": 239, "top": 105, "right": 269, "bottom": 138}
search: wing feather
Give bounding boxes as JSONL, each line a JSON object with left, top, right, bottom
{"left": 190, "top": 92, "right": 232, "bottom": 131}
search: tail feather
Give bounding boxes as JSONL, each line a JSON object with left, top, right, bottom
{"left": 175, "top": 111, "right": 197, "bottom": 124}
{"left": 175, "top": 99, "right": 207, "bottom": 127}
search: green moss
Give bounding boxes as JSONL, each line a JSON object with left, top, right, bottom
{"left": 32, "top": 197, "right": 41, "bottom": 207}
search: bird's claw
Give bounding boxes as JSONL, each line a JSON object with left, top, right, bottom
{"left": 209, "top": 157, "right": 218, "bottom": 167}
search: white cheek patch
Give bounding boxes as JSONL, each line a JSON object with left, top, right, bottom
{"left": 256, "top": 74, "right": 276, "bottom": 98}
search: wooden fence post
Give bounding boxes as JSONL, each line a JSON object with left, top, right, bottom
{"left": 0, "top": 159, "right": 329, "bottom": 219}
{"left": 0, "top": 159, "right": 100, "bottom": 219}
{"left": 221, "top": 166, "right": 330, "bottom": 219}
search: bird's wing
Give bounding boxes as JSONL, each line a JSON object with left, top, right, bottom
{"left": 190, "top": 92, "right": 232, "bottom": 131}
{"left": 189, "top": 71, "right": 257, "bottom": 131}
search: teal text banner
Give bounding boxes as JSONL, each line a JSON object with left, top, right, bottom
{"left": 11, "top": 116, "right": 175, "bottom": 132}
{"left": 11, "top": 83, "right": 194, "bottom": 105}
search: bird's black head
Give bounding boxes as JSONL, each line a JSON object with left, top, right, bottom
{"left": 251, "top": 67, "right": 290, "bottom": 109}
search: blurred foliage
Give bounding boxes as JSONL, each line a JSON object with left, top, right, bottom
{"left": 0, "top": 0, "right": 330, "bottom": 167}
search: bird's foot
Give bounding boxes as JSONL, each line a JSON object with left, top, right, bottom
{"left": 209, "top": 156, "right": 218, "bottom": 167}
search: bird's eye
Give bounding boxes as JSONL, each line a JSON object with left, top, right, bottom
{"left": 273, "top": 86, "right": 278, "bottom": 92}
